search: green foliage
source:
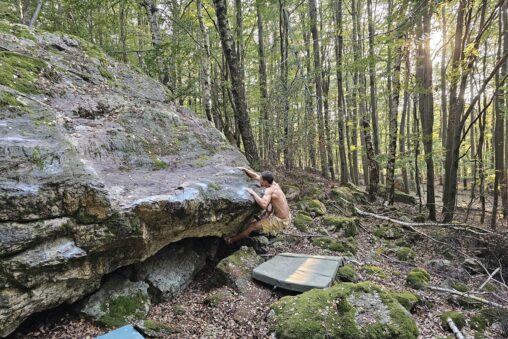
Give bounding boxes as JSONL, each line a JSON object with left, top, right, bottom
{"left": 391, "top": 292, "right": 419, "bottom": 312}
{"left": 0, "top": 92, "right": 22, "bottom": 108}
{"left": 336, "top": 264, "right": 358, "bottom": 282}
{"left": 396, "top": 247, "right": 416, "bottom": 262}
{"left": 363, "top": 265, "right": 387, "bottom": 278}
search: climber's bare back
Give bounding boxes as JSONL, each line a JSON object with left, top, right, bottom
{"left": 264, "top": 182, "right": 290, "bottom": 219}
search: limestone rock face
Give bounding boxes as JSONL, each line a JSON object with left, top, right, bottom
{"left": 0, "top": 18, "right": 259, "bottom": 336}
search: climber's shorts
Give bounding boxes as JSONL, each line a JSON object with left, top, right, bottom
{"left": 259, "top": 214, "right": 290, "bottom": 235}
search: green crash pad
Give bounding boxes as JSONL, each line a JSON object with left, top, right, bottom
{"left": 252, "top": 253, "right": 344, "bottom": 292}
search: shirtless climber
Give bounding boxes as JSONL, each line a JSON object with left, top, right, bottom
{"left": 226, "top": 168, "right": 291, "bottom": 244}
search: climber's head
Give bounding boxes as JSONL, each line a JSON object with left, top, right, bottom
{"left": 260, "top": 171, "right": 274, "bottom": 188}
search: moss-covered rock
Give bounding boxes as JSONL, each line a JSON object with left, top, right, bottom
{"left": 322, "top": 215, "right": 358, "bottom": 237}
{"left": 337, "top": 264, "right": 358, "bottom": 282}
{"left": 300, "top": 199, "right": 327, "bottom": 216}
{"left": 374, "top": 225, "right": 403, "bottom": 239}
{"left": 363, "top": 265, "right": 387, "bottom": 278}
{"left": 0, "top": 51, "right": 47, "bottom": 93}
{"left": 312, "top": 236, "right": 357, "bottom": 255}
{"left": 0, "top": 20, "right": 36, "bottom": 40}
{"left": 136, "top": 319, "right": 174, "bottom": 337}
{"left": 406, "top": 268, "right": 430, "bottom": 290}
{"left": 294, "top": 212, "right": 313, "bottom": 232}
{"left": 378, "top": 185, "right": 417, "bottom": 204}
{"left": 396, "top": 247, "right": 416, "bottom": 261}
{"left": 270, "top": 282, "right": 419, "bottom": 339}
{"left": 440, "top": 311, "right": 465, "bottom": 331}
{"left": 330, "top": 186, "right": 355, "bottom": 203}
{"left": 391, "top": 292, "right": 419, "bottom": 312}
{"left": 304, "top": 184, "right": 327, "bottom": 200}
{"left": 204, "top": 289, "right": 232, "bottom": 307}
{"left": 283, "top": 184, "right": 301, "bottom": 201}
{"left": 81, "top": 274, "right": 150, "bottom": 328}
{"left": 213, "top": 246, "right": 264, "bottom": 292}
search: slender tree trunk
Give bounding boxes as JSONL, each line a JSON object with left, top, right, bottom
{"left": 279, "top": 0, "right": 291, "bottom": 169}
{"left": 323, "top": 66, "right": 335, "bottom": 179}
{"left": 416, "top": 0, "right": 436, "bottom": 220}
{"left": 197, "top": 0, "right": 213, "bottom": 124}
{"left": 256, "top": 1, "right": 269, "bottom": 162}
{"left": 302, "top": 18, "right": 317, "bottom": 169}
{"left": 440, "top": 5, "right": 447, "bottom": 186}
{"left": 213, "top": 0, "right": 260, "bottom": 168}
{"left": 333, "top": 0, "right": 348, "bottom": 184}
{"left": 119, "top": 1, "right": 128, "bottom": 63}
{"left": 308, "top": 0, "right": 328, "bottom": 178}
{"left": 28, "top": 0, "right": 43, "bottom": 29}
{"left": 141, "top": 0, "right": 170, "bottom": 88}
{"left": 367, "top": 0, "right": 380, "bottom": 156}
{"left": 502, "top": 2, "right": 508, "bottom": 219}
{"left": 400, "top": 52, "right": 410, "bottom": 193}
{"left": 386, "top": 1, "right": 407, "bottom": 204}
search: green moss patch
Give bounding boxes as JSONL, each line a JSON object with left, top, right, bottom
{"left": 312, "top": 236, "right": 357, "bottom": 255}
{"left": 270, "top": 282, "right": 419, "bottom": 339}
{"left": 374, "top": 225, "right": 402, "bottom": 239}
{"left": 391, "top": 292, "right": 419, "bottom": 311}
{"left": 322, "top": 215, "right": 358, "bottom": 237}
{"left": 0, "top": 51, "right": 47, "bottom": 93}
{"left": 451, "top": 281, "right": 469, "bottom": 293}
{"left": 300, "top": 199, "right": 327, "bottom": 216}
{"left": 294, "top": 212, "right": 313, "bottom": 232}
{"left": 396, "top": 247, "right": 416, "bottom": 261}
{"left": 0, "top": 20, "right": 35, "bottom": 40}
{"left": 440, "top": 311, "right": 465, "bottom": 331}
{"left": 363, "top": 265, "right": 387, "bottom": 278}
{"left": 0, "top": 91, "right": 22, "bottom": 107}
{"left": 98, "top": 294, "right": 149, "bottom": 328}
{"left": 337, "top": 264, "right": 358, "bottom": 282}
{"left": 470, "top": 314, "right": 489, "bottom": 331}
{"left": 406, "top": 268, "right": 430, "bottom": 290}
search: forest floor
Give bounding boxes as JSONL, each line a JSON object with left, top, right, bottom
{"left": 9, "top": 174, "right": 508, "bottom": 339}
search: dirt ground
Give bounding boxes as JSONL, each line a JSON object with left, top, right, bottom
{"left": 9, "top": 179, "right": 508, "bottom": 339}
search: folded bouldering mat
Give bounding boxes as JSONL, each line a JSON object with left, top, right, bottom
{"left": 96, "top": 324, "right": 144, "bottom": 339}
{"left": 252, "top": 253, "right": 344, "bottom": 292}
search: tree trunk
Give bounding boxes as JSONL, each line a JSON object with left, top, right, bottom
{"left": 386, "top": 1, "right": 407, "bottom": 204}
{"left": 141, "top": 0, "right": 170, "bottom": 88}
{"left": 416, "top": 0, "right": 436, "bottom": 220}
{"left": 367, "top": 0, "right": 380, "bottom": 156}
{"left": 308, "top": 0, "right": 328, "bottom": 178}
{"left": 213, "top": 0, "right": 260, "bottom": 168}
{"left": 400, "top": 52, "right": 410, "bottom": 193}
{"left": 197, "top": 0, "right": 213, "bottom": 124}
{"left": 28, "top": 0, "right": 43, "bottom": 29}
{"left": 333, "top": 0, "right": 349, "bottom": 184}
{"left": 256, "top": 1, "right": 269, "bottom": 162}
{"left": 279, "top": 0, "right": 291, "bottom": 169}
{"left": 440, "top": 5, "right": 447, "bottom": 187}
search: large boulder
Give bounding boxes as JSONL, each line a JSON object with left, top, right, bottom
{"left": 0, "top": 18, "right": 260, "bottom": 336}
{"left": 270, "top": 282, "right": 419, "bottom": 339}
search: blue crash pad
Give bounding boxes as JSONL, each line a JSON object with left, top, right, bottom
{"left": 96, "top": 324, "right": 144, "bottom": 339}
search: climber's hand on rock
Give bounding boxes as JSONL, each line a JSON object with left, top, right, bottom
{"left": 245, "top": 187, "right": 255, "bottom": 195}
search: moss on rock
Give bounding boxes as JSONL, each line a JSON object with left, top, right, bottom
{"left": 300, "top": 199, "right": 327, "bottom": 216}
{"left": 337, "top": 264, "right": 358, "bottom": 282}
{"left": 396, "top": 247, "right": 416, "bottom": 262}
{"left": 391, "top": 292, "right": 419, "bottom": 311}
{"left": 0, "top": 51, "right": 47, "bottom": 93}
{"left": 406, "top": 268, "right": 430, "bottom": 290}
{"left": 270, "top": 282, "right": 419, "bottom": 339}
{"left": 363, "top": 265, "right": 387, "bottom": 278}
{"left": 0, "top": 92, "right": 22, "bottom": 108}
{"left": 322, "top": 215, "right": 358, "bottom": 237}
{"left": 374, "top": 225, "right": 402, "bottom": 239}
{"left": 98, "top": 294, "right": 149, "bottom": 328}
{"left": 294, "top": 212, "right": 313, "bottom": 232}
{"left": 312, "top": 236, "right": 357, "bottom": 255}
{"left": 330, "top": 186, "right": 355, "bottom": 203}
{"left": 440, "top": 311, "right": 465, "bottom": 331}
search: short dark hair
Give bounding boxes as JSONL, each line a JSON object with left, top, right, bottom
{"left": 261, "top": 171, "right": 274, "bottom": 184}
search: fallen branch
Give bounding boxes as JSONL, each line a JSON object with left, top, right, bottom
{"left": 428, "top": 286, "right": 508, "bottom": 310}
{"left": 446, "top": 317, "right": 465, "bottom": 339}
{"left": 478, "top": 267, "right": 501, "bottom": 291}
{"left": 353, "top": 205, "right": 493, "bottom": 236}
